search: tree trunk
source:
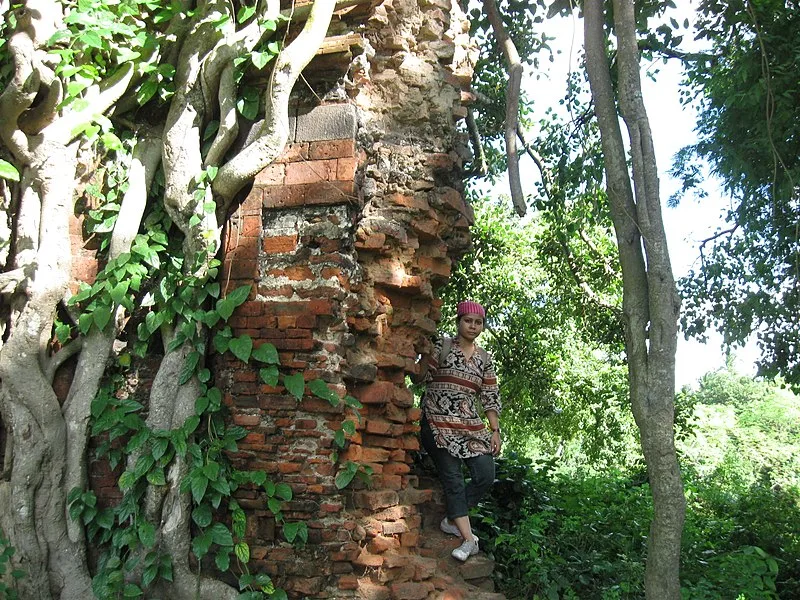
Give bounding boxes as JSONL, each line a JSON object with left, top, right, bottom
{"left": 0, "top": 145, "right": 94, "bottom": 599}
{"left": 583, "top": 1, "right": 685, "bottom": 598}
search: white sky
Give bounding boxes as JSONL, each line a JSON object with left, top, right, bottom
{"left": 508, "top": 3, "right": 759, "bottom": 388}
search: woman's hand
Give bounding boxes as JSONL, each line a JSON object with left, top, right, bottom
{"left": 491, "top": 430, "right": 502, "bottom": 456}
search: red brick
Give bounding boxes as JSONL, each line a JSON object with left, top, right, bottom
{"left": 366, "top": 418, "right": 392, "bottom": 435}
{"left": 356, "top": 381, "right": 395, "bottom": 405}
{"left": 308, "top": 139, "right": 355, "bottom": 160}
{"left": 284, "top": 159, "right": 336, "bottom": 185}
{"left": 336, "top": 156, "right": 358, "bottom": 180}
{"left": 232, "top": 214, "right": 261, "bottom": 237}
{"left": 225, "top": 258, "right": 257, "bottom": 279}
{"left": 338, "top": 575, "right": 359, "bottom": 590}
{"left": 353, "top": 490, "right": 398, "bottom": 510}
{"left": 265, "top": 265, "right": 313, "bottom": 281}
{"left": 353, "top": 548, "right": 384, "bottom": 567}
{"left": 387, "top": 192, "right": 430, "bottom": 211}
{"left": 278, "top": 462, "right": 301, "bottom": 473}
{"left": 232, "top": 413, "right": 260, "bottom": 427}
{"left": 239, "top": 187, "right": 263, "bottom": 210}
{"left": 368, "top": 535, "right": 400, "bottom": 553}
{"left": 277, "top": 142, "right": 309, "bottom": 163}
{"left": 302, "top": 180, "right": 356, "bottom": 205}
{"left": 262, "top": 185, "right": 306, "bottom": 208}
{"left": 262, "top": 234, "right": 298, "bottom": 254}
{"left": 254, "top": 163, "right": 285, "bottom": 186}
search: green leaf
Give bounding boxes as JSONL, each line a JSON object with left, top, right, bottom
{"left": 93, "top": 305, "right": 112, "bottom": 331}
{"left": 274, "top": 483, "right": 292, "bottom": 501}
{"left": 209, "top": 523, "right": 234, "bottom": 546}
{"left": 282, "top": 521, "right": 301, "bottom": 543}
{"left": 229, "top": 335, "right": 253, "bottom": 363}
{"left": 78, "top": 312, "right": 93, "bottom": 335}
{"left": 195, "top": 394, "right": 210, "bottom": 415}
{"left": 308, "top": 379, "right": 339, "bottom": 406}
{"left": 341, "top": 420, "right": 356, "bottom": 435}
{"left": 55, "top": 321, "right": 71, "bottom": 343}
{"left": 234, "top": 541, "right": 250, "bottom": 564}
{"left": 136, "top": 77, "right": 158, "bottom": 105}
{"left": 139, "top": 521, "right": 156, "bottom": 548}
{"left": 191, "top": 472, "right": 209, "bottom": 504}
{"left": 283, "top": 373, "right": 305, "bottom": 400}
{"left": 146, "top": 468, "right": 166, "bottom": 486}
{"left": 251, "top": 51, "right": 273, "bottom": 70}
{"left": 207, "top": 387, "right": 223, "bottom": 411}
{"left": 344, "top": 395, "right": 363, "bottom": 409}
{"left": 145, "top": 311, "right": 162, "bottom": 334}
{"left": 267, "top": 497, "right": 282, "bottom": 515}
{"left": 123, "top": 583, "right": 144, "bottom": 597}
{"left": 259, "top": 366, "right": 279, "bottom": 386}
{"left": 335, "top": 462, "right": 359, "bottom": 489}
{"left": 237, "top": 4, "right": 256, "bottom": 23}
{"left": 215, "top": 549, "right": 231, "bottom": 572}
{"left": 151, "top": 437, "right": 169, "bottom": 462}
{"left": 0, "top": 159, "right": 20, "bottom": 181}
{"left": 180, "top": 351, "right": 201, "bottom": 384}
{"left": 203, "top": 461, "right": 220, "bottom": 481}
{"left": 192, "top": 504, "right": 213, "bottom": 528}
{"left": 216, "top": 298, "right": 235, "bottom": 321}
{"left": 252, "top": 343, "right": 279, "bottom": 364}
{"left": 192, "top": 530, "right": 213, "bottom": 559}
{"left": 142, "top": 563, "right": 158, "bottom": 588}
{"left": 227, "top": 284, "right": 251, "bottom": 307}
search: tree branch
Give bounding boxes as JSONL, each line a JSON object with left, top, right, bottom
{"left": 481, "top": 0, "right": 526, "bottom": 216}
{"left": 465, "top": 108, "right": 488, "bottom": 177}
{"left": 212, "top": 0, "right": 338, "bottom": 209}
{"left": 44, "top": 337, "right": 83, "bottom": 383}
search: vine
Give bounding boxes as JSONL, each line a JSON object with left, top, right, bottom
{"left": 61, "top": 163, "right": 368, "bottom": 598}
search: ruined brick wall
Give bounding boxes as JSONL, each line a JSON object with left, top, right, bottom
{"left": 218, "top": 0, "right": 480, "bottom": 597}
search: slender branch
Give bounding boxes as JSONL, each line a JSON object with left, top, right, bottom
{"left": 203, "top": 63, "right": 238, "bottom": 168}
{"left": 465, "top": 108, "right": 488, "bottom": 177}
{"left": 44, "top": 337, "right": 84, "bottom": 383}
{"left": 516, "top": 125, "right": 553, "bottom": 200}
{"left": 481, "top": 0, "right": 526, "bottom": 216}
{"left": 697, "top": 224, "right": 738, "bottom": 252}
{"left": 577, "top": 228, "right": 618, "bottom": 279}
{"left": 46, "top": 62, "right": 135, "bottom": 145}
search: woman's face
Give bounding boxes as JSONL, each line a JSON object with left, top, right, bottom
{"left": 457, "top": 314, "right": 484, "bottom": 341}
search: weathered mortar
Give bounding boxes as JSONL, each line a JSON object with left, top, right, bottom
{"left": 218, "top": 0, "right": 481, "bottom": 597}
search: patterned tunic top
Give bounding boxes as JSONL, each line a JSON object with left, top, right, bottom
{"left": 421, "top": 338, "right": 502, "bottom": 459}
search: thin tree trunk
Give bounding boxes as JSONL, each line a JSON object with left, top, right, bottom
{"left": 583, "top": 1, "right": 684, "bottom": 598}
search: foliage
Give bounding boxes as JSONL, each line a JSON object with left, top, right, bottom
{"left": 439, "top": 197, "right": 631, "bottom": 466}
{"left": 58, "top": 164, "right": 363, "bottom": 596}
{"left": 0, "top": 528, "right": 25, "bottom": 600}
{"left": 672, "top": 0, "right": 800, "bottom": 387}
{"left": 475, "top": 444, "right": 799, "bottom": 600}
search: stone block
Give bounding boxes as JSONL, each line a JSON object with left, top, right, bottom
{"left": 353, "top": 489, "right": 399, "bottom": 510}
{"left": 295, "top": 103, "right": 357, "bottom": 142}
{"left": 389, "top": 581, "right": 434, "bottom": 600}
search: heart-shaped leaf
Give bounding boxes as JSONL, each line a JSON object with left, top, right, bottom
{"left": 228, "top": 335, "right": 252, "bottom": 363}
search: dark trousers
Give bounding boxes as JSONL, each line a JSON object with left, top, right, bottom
{"left": 420, "top": 418, "right": 495, "bottom": 520}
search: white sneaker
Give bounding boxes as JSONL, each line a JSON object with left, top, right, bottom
{"left": 440, "top": 517, "right": 462, "bottom": 538}
{"left": 451, "top": 536, "right": 479, "bottom": 562}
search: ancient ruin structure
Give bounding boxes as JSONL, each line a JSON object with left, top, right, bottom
{"left": 72, "top": 0, "right": 505, "bottom": 597}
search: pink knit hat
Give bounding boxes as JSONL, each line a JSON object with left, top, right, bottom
{"left": 456, "top": 300, "right": 485, "bottom": 318}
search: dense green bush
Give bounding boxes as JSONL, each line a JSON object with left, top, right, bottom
{"left": 474, "top": 451, "right": 798, "bottom": 599}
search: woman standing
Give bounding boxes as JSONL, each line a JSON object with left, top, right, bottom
{"left": 418, "top": 300, "right": 502, "bottom": 562}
